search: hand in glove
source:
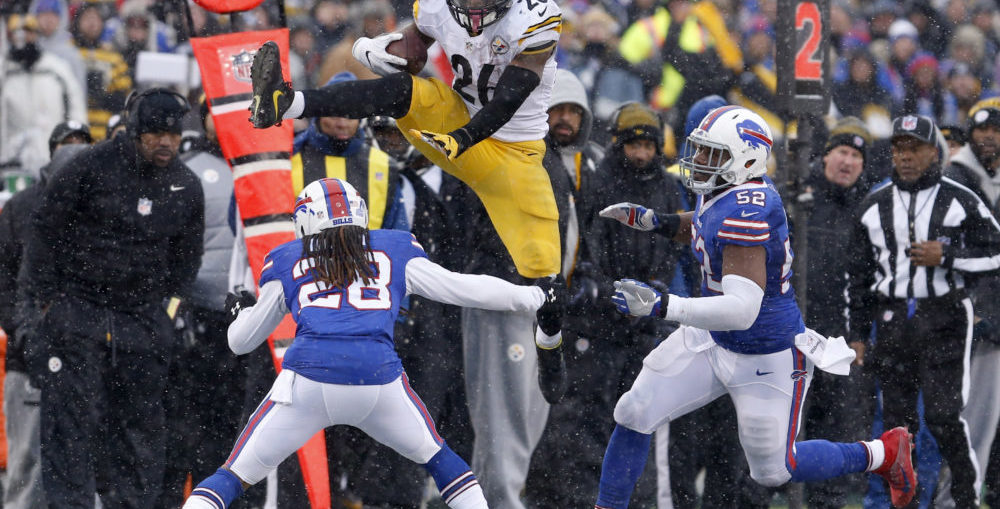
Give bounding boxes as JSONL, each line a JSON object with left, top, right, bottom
{"left": 410, "top": 128, "right": 470, "bottom": 161}
{"left": 352, "top": 33, "right": 408, "bottom": 76}
{"left": 612, "top": 278, "right": 666, "bottom": 318}
{"left": 599, "top": 202, "right": 660, "bottom": 231}
{"left": 225, "top": 289, "right": 258, "bottom": 325}
{"left": 535, "top": 275, "right": 567, "bottom": 336}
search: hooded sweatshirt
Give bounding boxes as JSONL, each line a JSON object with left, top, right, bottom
{"left": 547, "top": 68, "right": 602, "bottom": 184}
{"left": 30, "top": 0, "right": 87, "bottom": 88}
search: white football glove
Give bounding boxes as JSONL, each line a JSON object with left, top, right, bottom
{"left": 352, "top": 33, "right": 408, "bottom": 76}
{"left": 612, "top": 279, "right": 664, "bottom": 317}
{"left": 599, "top": 202, "right": 660, "bottom": 231}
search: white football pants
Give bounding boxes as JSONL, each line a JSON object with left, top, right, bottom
{"left": 613, "top": 326, "right": 813, "bottom": 487}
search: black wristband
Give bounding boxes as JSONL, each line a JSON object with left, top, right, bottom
{"left": 654, "top": 213, "right": 681, "bottom": 239}
{"left": 451, "top": 65, "right": 541, "bottom": 146}
{"left": 659, "top": 293, "right": 670, "bottom": 319}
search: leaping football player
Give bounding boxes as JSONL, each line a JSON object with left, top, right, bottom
{"left": 249, "top": 0, "right": 561, "bottom": 283}
{"left": 181, "top": 178, "right": 562, "bottom": 509}
{"left": 596, "top": 106, "right": 918, "bottom": 509}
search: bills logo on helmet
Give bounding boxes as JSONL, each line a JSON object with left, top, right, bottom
{"left": 736, "top": 119, "right": 772, "bottom": 150}
{"left": 294, "top": 196, "right": 320, "bottom": 219}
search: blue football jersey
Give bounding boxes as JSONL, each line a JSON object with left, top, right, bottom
{"left": 690, "top": 176, "right": 804, "bottom": 354}
{"left": 259, "top": 229, "right": 428, "bottom": 384}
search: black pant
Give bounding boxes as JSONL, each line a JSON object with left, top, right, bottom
{"left": 669, "top": 396, "right": 746, "bottom": 509}
{"left": 29, "top": 296, "right": 173, "bottom": 509}
{"left": 872, "top": 295, "right": 978, "bottom": 509}
{"left": 156, "top": 308, "right": 246, "bottom": 509}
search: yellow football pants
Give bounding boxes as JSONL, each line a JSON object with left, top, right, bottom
{"left": 397, "top": 75, "right": 560, "bottom": 278}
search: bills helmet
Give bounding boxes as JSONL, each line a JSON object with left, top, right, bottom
{"left": 446, "top": 0, "right": 511, "bottom": 36}
{"left": 293, "top": 178, "right": 368, "bottom": 238}
{"left": 680, "top": 106, "right": 773, "bottom": 195}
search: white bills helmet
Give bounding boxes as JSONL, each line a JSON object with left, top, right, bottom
{"left": 293, "top": 178, "right": 368, "bottom": 238}
{"left": 680, "top": 106, "right": 773, "bottom": 195}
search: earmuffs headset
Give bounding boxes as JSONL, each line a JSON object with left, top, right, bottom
{"left": 123, "top": 88, "right": 191, "bottom": 137}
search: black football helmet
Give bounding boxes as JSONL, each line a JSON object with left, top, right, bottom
{"left": 446, "top": 0, "right": 512, "bottom": 36}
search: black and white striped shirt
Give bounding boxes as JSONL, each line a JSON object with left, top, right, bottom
{"left": 847, "top": 173, "right": 1000, "bottom": 338}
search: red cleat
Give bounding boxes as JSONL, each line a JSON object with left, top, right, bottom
{"left": 874, "top": 426, "right": 917, "bottom": 508}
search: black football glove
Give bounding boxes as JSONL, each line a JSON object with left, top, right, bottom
{"left": 535, "top": 275, "right": 567, "bottom": 337}
{"left": 225, "top": 289, "right": 257, "bottom": 325}
{"left": 536, "top": 342, "right": 567, "bottom": 404}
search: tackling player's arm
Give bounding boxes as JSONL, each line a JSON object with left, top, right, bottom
{"left": 598, "top": 204, "right": 693, "bottom": 243}
{"left": 405, "top": 256, "right": 545, "bottom": 312}
{"left": 416, "top": 46, "right": 552, "bottom": 159}
{"left": 612, "top": 230, "right": 766, "bottom": 331}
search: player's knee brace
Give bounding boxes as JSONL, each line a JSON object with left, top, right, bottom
{"left": 613, "top": 389, "right": 657, "bottom": 434}
{"left": 740, "top": 414, "right": 790, "bottom": 487}
{"left": 185, "top": 468, "right": 245, "bottom": 509}
{"left": 423, "top": 444, "right": 484, "bottom": 508}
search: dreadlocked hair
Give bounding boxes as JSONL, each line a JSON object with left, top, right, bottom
{"left": 301, "top": 226, "right": 375, "bottom": 288}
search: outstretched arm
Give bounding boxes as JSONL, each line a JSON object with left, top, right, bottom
{"left": 405, "top": 257, "right": 544, "bottom": 312}
{"left": 228, "top": 281, "right": 288, "bottom": 355}
{"left": 614, "top": 245, "right": 765, "bottom": 331}
{"left": 599, "top": 203, "right": 694, "bottom": 243}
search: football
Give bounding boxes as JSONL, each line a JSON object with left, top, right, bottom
{"left": 385, "top": 24, "right": 429, "bottom": 75}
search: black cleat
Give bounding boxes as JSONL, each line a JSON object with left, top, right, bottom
{"left": 249, "top": 41, "right": 293, "bottom": 128}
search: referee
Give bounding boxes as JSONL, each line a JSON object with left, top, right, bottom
{"left": 846, "top": 114, "right": 1000, "bottom": 508}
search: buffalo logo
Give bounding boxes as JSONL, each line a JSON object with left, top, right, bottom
{"left": 232, "top": 50, "right": 255, "bottom": 83}
{"left": 902, "top": 115, "right": 919, "bottom": 131}
{"left": 491, "top": 36, "right": 510, "bottom": 55}
{"left": 790, "top": 369, "right": 808, "bottom": 381}
{"left": 736, "top": 119, "right": 772, "bottom": 150}
{"left": 137, "top": 197, "right": 152, "bottom": 216}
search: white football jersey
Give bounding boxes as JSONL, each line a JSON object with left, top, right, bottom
{"left": 415, "top": 0, "right": 561, "bottom": 142}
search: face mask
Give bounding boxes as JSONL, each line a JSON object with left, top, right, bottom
{"left": 583, "top": 42, "right": 606, "bottom": 57}
{"left": 328, "top": 137, "right": 352, "bottom": 154}
{"left": 9, "top": 41, "right": 41, "bottom": 68}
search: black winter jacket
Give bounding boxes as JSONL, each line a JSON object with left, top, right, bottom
{"left": 19, "top": 135, "right": 204, "bottom": 309}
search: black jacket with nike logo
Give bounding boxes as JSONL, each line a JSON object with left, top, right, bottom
{"left": 20, "top": 134, "right": 204, "bottom": 309}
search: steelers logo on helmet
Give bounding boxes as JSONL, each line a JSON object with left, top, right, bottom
{"left": 680, "top": 106, "right": 773, "bottom": 195}
{"left": 446, "top": 0, "right": 512, "bottom": 36}
{"left": 293, "top": 178, "right": 369, "bottom": 238}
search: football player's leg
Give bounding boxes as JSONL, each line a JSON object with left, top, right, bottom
{"left": 397, "top": 78, "right": 560, "bottom": 277}
{"left": 290, "top": 72, "right": 414, "bottom": 121}
{"left": 596, "top": 327, "right": 725, "bottom": 509}
{"left": 729, "top": 348, "right": 871, "bottom": 487}
{"left": 459, "top": 139, "right": 560, "bottom": 277}
{"left": 355, "top": 373, "right": 487, "bottom": 509}
{"left": 185, "top": 376, "right": 330, "bottom": 509}
{"left": 397, "top": 76, "right": 470, "bottom": 174}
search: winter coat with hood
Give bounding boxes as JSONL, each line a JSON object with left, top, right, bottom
{"left": 30, "top": 0, "right": 87, "bottom": 89}
{"left": 0, "top": 44, "right": 87, "bottom": 175}
{"left": 546, "top": 68, "right": 606, "bottom": 277}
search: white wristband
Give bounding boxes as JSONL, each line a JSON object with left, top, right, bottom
{"left": 535, "top": 328, "right": 562, "bottom": 349}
